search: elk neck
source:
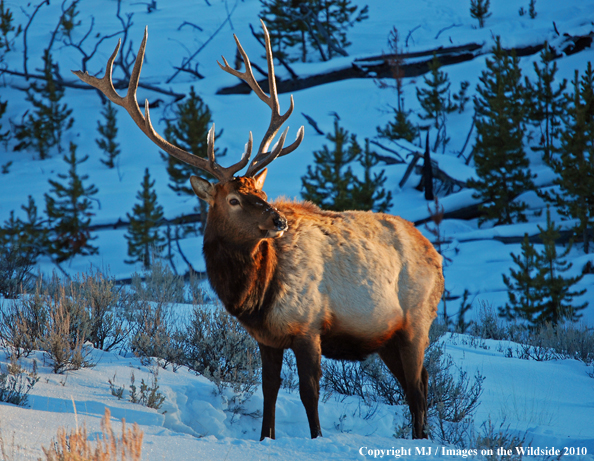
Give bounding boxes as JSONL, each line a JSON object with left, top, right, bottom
{"left": 202, "top": 226, "right": 281, "bottom": 328}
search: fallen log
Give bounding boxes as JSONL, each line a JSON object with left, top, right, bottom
{"left": 217, "top": 31, "right": 594, "bottom": 95}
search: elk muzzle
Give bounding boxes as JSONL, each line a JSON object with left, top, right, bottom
{"left": 260, "top": 210, "right": 288, "bottom": 239}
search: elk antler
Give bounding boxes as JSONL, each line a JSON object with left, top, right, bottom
{"left": 218, "top": 20, "right": 304, "bottom": 177}
{"left": 72, "top": 27, "right": 252, "bottom": 183}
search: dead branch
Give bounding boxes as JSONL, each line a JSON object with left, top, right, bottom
{"left": 166, "top": 4, "right": 237, "bottom": 84}
{"left": 20, "top": 0, "right": 50, "bottom": 79}
{"left": 369, "top": 140, "right": 406, "bottom": 164}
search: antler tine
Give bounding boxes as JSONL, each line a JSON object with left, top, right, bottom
{"left": 218, "top": 20, "right": 304, "bottom": 177}
{"left": 73, "top": 27, "right": 242, "bottom": 182}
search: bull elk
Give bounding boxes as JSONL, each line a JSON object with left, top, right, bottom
{"left": 73, "top": 21, "right": 444, "bottom": 440}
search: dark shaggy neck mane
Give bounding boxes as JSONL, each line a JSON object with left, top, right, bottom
{"left": 202, "top": 232, "right": 280, "bottom": 329}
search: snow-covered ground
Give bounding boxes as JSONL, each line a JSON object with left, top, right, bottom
{"left": 1, "top": 0, "right": 594, "bottom": 459}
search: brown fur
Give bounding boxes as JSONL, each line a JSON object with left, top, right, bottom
{"left": 197, "top": 176, "right": 444, "bottom": 440}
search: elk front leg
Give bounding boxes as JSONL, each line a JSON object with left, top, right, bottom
{"left": 259, "top": 343, "right": 284, "bottom": 440}
{"left": 292, "top": 335, "right": 323, "bottom": 438}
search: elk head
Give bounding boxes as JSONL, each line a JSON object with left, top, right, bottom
{"left": 73, "top": 21, "right": 303, "bottom": 243}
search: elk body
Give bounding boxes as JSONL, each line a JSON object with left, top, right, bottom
{"left": 74, "top": 22, "right": 444, "bottom": 440}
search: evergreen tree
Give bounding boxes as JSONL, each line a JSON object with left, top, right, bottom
{"left": 44, "top": 142, "right": 98, "bottom": 261}
{"left": 14, "top": 50, "right": 73, "bottom": 159}
{"left": 452, "top": 80, "right": 470, "bottom": 113}
{"left": 525, "top": 43, "right": 567, "bottom": 162}
{"left": 0, "top": 0, "right": 21, "bottom": 59}
{"left": 500, "top": 234, "right": 544, "bottom": 323}
{"left": 544, "top": 67, "right": 594, "bottom": 253}
{"left": 376, "top": 28, "right": 417, "bottom": 144}
{"left": 0, "top": 196, "right": 47, "bottom": 266}
{"left": 162, "top": 87, "right": 224, "bottom": 232}
{"left": 259, "top": 0, "right": 368, "bottom": 62}
{"left": 258, "top": 0, "right": 305, "bottom": 63}
{"left": 416, "top": 54, "right": 456, "bottom": 152}
{"left": 18, "top": 195, "right": 48, "bottom": 259}
{"left": 501, "top": 210, "right": 587, "bottom": 326}
{"left": 302, "top": 119, "right": 359, "bottom": 211}
{"left": 0, "top": 97, "right": 8, "bottom": 142}
{"left": 467, "top": 38, "right": 535, "bottom": 226}
{"left": 536, "top": 209, "right": 586, "bottom": 325}
{"left": 377, "top": 107, "right": 417, "bottom": 144}
{"left": 96, "top": 101, "right": 121, "bottom": 169}
{"left": 125, "top": 168, "right": 165, "bottom": 268}
{"left": 351, "top": 139, "right": 393, "bottom": 212}
{"left": 470, "top": 0, "right": 491, "bottom": 28}
{"left": 529, "top": 0, "right": 537, "bottom": 19}
{"left": 302, "top": 119, "right": 391, "bottom": 212}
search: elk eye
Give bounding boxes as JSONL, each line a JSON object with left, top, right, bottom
{"left": 229, "top": 198, "right": 240, "bottom": 206}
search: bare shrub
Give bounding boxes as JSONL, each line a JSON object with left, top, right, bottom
{"left": 129, "top": 301, "right": 184, "bottom": 370}
{"left": 129, "top": 369, "right": 165, "bottom": 410}
{"left": 475, "top": 418, "right": 525, "bottom": 461}
{"left": 69, "top": 269, "right": 130, "bottom": 351}
{"left": 182, "top": 303, "right": 261, "bottom": 410}
{"left": 426, "top": 341, "right": 484, "bottom": 446}
{"left": 506, "top": 322, "right": 594, "bottom": 363}
{"left": 42, "top": 407, "right": 143, "bottom": 461}
{"left": 130, "top": 258, "right": 185, "bottom": 304}
{"left": 470, "top": 303, "right": 507, "bottom": 340}
{"left": 0, "top": 282, "right": 48, "bottom": 358}
{"left": 39, "top": 294, "right": 93, "bottom": 374}
{"left": 0, "top": 361, "right": 39, "bottom": 407}
{"left": 0, "top": 244, "right": 36, "bottom": 299}
{"left": 321, "top": 355, "right": 405, "bottom": 406}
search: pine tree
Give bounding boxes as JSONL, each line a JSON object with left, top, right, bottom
{"left": 44, "top": 142, "right": 98, "bottom": 261}
{"left": 0, "top": 97, "right": 8, "bottom": 142}
{"left": 500, "top": 234, "right": 544, "bottom": 323}
{"left": 528, "top": 0, "right": 537, "bottom": 19}
{"left": 309, "top": 0, "right": 369, "bottom": 61}
{"left": 258, "top": 0, "right": 305, "bottom": 63}
{"left": 96, "top": 101, "right": 121, "bottom": 169}
{"left": 162, "top": 86, "right": 224, "bottom": 232}
{"left": 536, "top": 209, "right": 586, "bottom": 325}
{"left": 544, "top": 67, "right": 594, "bottom": 253}
{"left": 452, "top": 81, "right": 470, "bottom": 113}
{"left": 470, "top": 0, "right": 491, "bottom": 28}
{"left": 302, "top": 119, "right": 391, "bottom": 212}
{"left": 416, "top": 54, "right": 456, "bottom": 152}
{"left": 501, "top": 210, "right": 587, "bottom": 326}
{"left": 302, "top": 118, "right": 359, "bottom": 211}
{"left": 14, "top": 50, "right": 73, "bottom": 159}
{"left": 0, "top": 196, "right": 47, "bottom": 265}
{"left": 19, "top": 196, "right": 47, "bottom": 258}
{"left": 467, "top": 38, "right": 535, "bottom": 225}
{"left": 0, "top": 0, "right": 21, "bottom": 59}
{"left": 525, "top": 43, "right": 567, "bottom": 162}
{"left": 351, "top": 139, "right": 393, "bottom": 212}
{"left": 125, "top": 168, "right": 165, "bottom": 268}
{"left": 376, "top": 28, "right": 417, "bottom": 144}
{"left": 377, "top": 107, "right": 417, "bottom": 144}
{"left": 259, "top": 0, "right": 368, "bottom": 62}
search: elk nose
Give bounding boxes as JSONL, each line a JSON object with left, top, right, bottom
{"left": 273, "top": 215, "right": 288, "bottom": 231}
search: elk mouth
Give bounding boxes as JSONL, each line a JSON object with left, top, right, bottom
{"left": 259, "top": 215, "right": 288, "bottom": 239}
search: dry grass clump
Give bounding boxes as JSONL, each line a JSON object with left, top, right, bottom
{"left": 42, "top": 408, "right": 143, "bottom": 461}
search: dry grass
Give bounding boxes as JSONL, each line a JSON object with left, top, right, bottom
{"left": 42, "top": 408, "right": 143, "bottom": 461}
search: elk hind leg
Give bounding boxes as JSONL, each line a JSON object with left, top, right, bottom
{"left": 379, "top": 332, "right": 429, "bottom": 439}
{"left": 259, "top": 343, "right": 284, "bottom": 440}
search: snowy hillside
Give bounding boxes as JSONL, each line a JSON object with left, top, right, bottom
{"left": 1, "top": 0, "right": 594, "bottom": 459}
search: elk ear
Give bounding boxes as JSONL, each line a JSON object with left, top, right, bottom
{"left": 253, "top": 168, "right": 268, "bottom": 191}
{"left": 190, "top": 176, "right": 215, "bottom": 205}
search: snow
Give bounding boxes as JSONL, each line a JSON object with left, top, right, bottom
{"left": 2, "top": 0, "right": 594, "bottom": 458}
